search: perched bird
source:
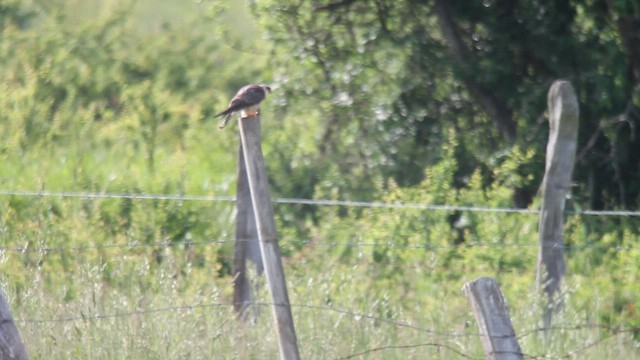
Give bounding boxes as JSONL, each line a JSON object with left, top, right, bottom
{"left": 215, "top": 84, "right": 272, "bottom": 129}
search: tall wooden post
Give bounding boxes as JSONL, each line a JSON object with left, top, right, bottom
{"left": 536, "top": 80, "right": 579, "bottom": 329}
{"left": 463, "top": 277, "right": 522, "bottom": 360}
{"left": 0, "top": 289, "right": 29, "bottom": 360}
{"left": 233, "top": 142, "right": 264, "bottom": 321}
{"left": 238, "top": 116, "right": 300, "bottom": 360}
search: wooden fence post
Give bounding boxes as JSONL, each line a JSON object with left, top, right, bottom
{"left": 535, "top": 80, "right": 579, "bottom": 329}
{"left": 238, "top": 116, "right": 300, "bottom": 360}
{"left": 0, "top": 289, "right": 28, "bottom": 360}
{"left": 463, "top": 277, "right": 522, "bottom": 360}
{"left": 233, "top": 142, "right": 264, "bottom": 321}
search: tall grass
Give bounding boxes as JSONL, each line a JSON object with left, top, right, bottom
{"left": 0, "top": 1, "right": 639, "bottom": 359}
{"left": 7, "top": 226, "right": 639, "bottom": 359}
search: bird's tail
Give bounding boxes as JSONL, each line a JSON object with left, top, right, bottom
{"left": 218, "top": 114, "right": 233, "bottom": 129}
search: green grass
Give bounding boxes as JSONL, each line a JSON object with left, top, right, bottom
{"left": 1, "top": 0, "right": 639, "bottom": 359}
{"left": 6, "top": 238, "right": 640, "bottom": 359}
{"left": 2, "top": 199, "right": 639, "bottom": 360}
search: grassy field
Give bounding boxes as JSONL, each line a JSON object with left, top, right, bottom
{"left": 3, "top": 192, "right": 639, "bottom": 359}
{"left": 7, "top": 215, "right": 640, "bottom": 359}
{"left": 1, "top": 1, "right": 639, "bottom": 359}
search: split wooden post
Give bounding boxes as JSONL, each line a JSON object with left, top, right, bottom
{"left": 535, "top": 80, "right": 579, "bottom": 329}
{"left": 463, "top": 277, "right": 522, "bottom": 360}
{"left": 238, "top": 115, "right": 300, "bottom": 360}
{"left": 0, "top": 289, "right": 29, "bottom": 360}
{"left": 233, "top": 141, "right": 264, "bottom": 321}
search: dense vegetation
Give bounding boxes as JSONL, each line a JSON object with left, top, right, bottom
{"left": 252, "top": 0, "right": 640, "bottom": 210}
{"left": 0, "top": 0, "right": 639, "bottom": 358}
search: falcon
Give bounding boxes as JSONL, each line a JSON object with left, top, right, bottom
{"left": 215, "top": 84, "right": 272, "bottom": 129}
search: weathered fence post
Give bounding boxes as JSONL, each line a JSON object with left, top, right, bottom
{"left": 0, "top": 289, "right": 29, "bottom": 360}
{"left": 238, "top": 115, "right": 300, "bottom": 360}
{"left": 535, "top": 80, "right": 579, "bottom": 330}
{"left": 233, "top": 142, "right": 264, "bottom": 321}
{"left": 463, "top": 277, "right": 522, "bottom": 360}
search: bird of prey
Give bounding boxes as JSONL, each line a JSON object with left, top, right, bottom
{"left": 215, "top": 84, "right": 272, "bottom": 129}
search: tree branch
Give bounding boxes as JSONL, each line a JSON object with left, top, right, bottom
{"left": 606, "top": 1, "right": 640, "bottom": 82}
{"left": 433, "top": 0, "right": 517, "bottom": 142}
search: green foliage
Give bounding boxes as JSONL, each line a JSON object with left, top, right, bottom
{"left": 0, "top": 0, "right": 638, "bottom": 358}
{"left": 0, "top": 0, "right": 258, "bottom": 295}
{"left": 249, "top": 0, "right": 640, "bottom": 210}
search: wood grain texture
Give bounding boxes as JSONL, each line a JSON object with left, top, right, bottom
{"left": 238, "top": 116, "right": 300, "bottom": 360}
{"left": 463, "top": 277, "right": 522, "bottom": 360}
{"left": 536, "top": 80, "right": 579, "bottom": 329}
{"left": 233, "top": 142, "right": 264, "bottom": 321}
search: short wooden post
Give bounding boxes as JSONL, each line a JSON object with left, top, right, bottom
{"left": 0, "top": 289, "right": 29, "bottom": 360}
{"left": 238, "top": 116, "right": 300, "bottom": 360}
{"left": 233, "top": 142, "right": 264, "bottom": 321}
{"left": 463, "top": 277, "right": 522, "bottom": 360}
{"left": 535, "top": 80, "right": 579, "bottom": 329}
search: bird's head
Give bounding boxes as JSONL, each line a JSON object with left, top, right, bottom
{"left": 261, "top": 85, "right": 272, "bottom": 94}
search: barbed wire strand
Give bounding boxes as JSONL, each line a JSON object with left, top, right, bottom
{"left": 16, "top": 303, "right": 227, "bottom": 323}
{"left": 338, "top": 324, "right": 639, "bottom": 360}
{"left": 16, "top": 301, "right": 481, "bottom": 338}
{"left": 337, "top": 342, "right": 479, "bottom": 359}
{"left": 0, "top": 239, "right": 229, "bottom": 252}
{"left": 1, "top": 190, "right": 640, "bottom": 216}
{"left": 288, "top": 303, "right": 477, "bottom": 338}
{"left": 15, "top": 300, "right": 637, "bottom": 360}
{"left": 16, "top": 300, "right": 637, "bottom": 340}
{"left": 524, "top": 331, "right": 620, "bottom": 360}
{"left": 17, "top": 301, "right": 454, "bottom": 336}
{"left": 1, "top": 238, "right": 639, "bottom": 253}
{"left": 517, "top": 322, "right": 635, "bottom": 339}
{"left": 554, "top": 332, "right": 623, "bottom": 360}
{"left": 2, "top": 191, "right": 637, "bottom": 359}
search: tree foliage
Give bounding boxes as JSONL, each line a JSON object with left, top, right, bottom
{"left": 250, "top": 0, "right": 640, "bottom": 210}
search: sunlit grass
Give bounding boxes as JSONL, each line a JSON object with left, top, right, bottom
{"left": 1, "top": 1, "right": 639, "bottom": 359}
{"left": 5, "top": 243, "right": 640, "bottom": 359}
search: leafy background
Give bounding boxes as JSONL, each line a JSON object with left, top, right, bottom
{"left": 1, "top": 0, "right": 639, "bottom": 358}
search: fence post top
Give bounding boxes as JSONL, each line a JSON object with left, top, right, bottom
{"left": 462, "top": 276, "right": 498, "bottom": 289}
{"left": 548, "top": 80, "right": 579, "bottom": 121}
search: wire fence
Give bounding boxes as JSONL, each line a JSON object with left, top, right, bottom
{"left": 8, "top": 242, "right": 637, "bottom": 285}
{"left": 15, "top": 299, "right": 638, "bottom": 337}
{"left": 15, "top": 301, "right": 473, "bottom": 337}
{"left": 2, "top": 189, "right": 640, "bottom": 216}
{"left": 13, "top": 299, "right": 640, "bottom": 360}
{"left": 1, "top": 238, "right": 638, "bottom": 253}
{"left": 4, "top": 237, "right": 638, "bottom": 358}
{"left": 2, "top": 189, "right": 639, "bottom": 359}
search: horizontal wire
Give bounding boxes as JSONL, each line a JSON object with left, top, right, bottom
{"left": 517, "top": 322, "right": 640, "bottom": 339}
{"left": 15, "top": 300, "right": 638, "bottom": 342}
{"left": 274, "top": 197, "right": 540, "bottom": 214}
{"left": 1, "top": 192, "right": 634, "bottom": 354}
{"left": 0, "top": 239, "right": 230, "bottom": 252}
{"left": 7, "top": 248, "right": 637, "bottom": 282}
{"left": 0, "top": 300, "right": 533, "bottom": 339}
{"left": 1, "top": 239, "right": 638, "bottom": 253}
{"left": 1, "top": 190, "right": 640, "bottom": 216}
{"left": 0, "top": 190, "right": 235, "bottom": 202}
{"left": 14, "top": 301, "right": 479, "bottom": 337}
{"left": 16, "top": 301, "right": 635, "bottom": 360}
{"left": 15, "top": 303, "right": 228, "bottom": 323}
{"left": 337, "top": 342, "right": 479, "bottom": 360}
{"left": 288, "top": 303, "right": 477, "bottom": 337}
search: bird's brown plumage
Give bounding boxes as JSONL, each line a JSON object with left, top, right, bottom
{"left": 215, "top": 84, "right": 271, "bottom": 129}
